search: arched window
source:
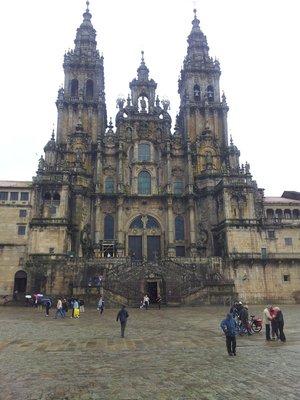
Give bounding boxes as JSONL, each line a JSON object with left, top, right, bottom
{"left": 130, "top": 216, "right": 143, "bottom": 229}
{"left": 266, "top": 209, "right": 274, "bottom": 220}
{"left": 71, "top": 79, "right": 78, "bottom": 97}
{"left": 173, "top": 180, "right": 184, "bottom": 195}
{"left": 292, "top": 209, "right": 299, "bottom": 219}
{"left": 138, "top": 143, "right": 151, "bottom": 162}
{"left": 284, "top": 209, "right": 291, "bottom": 219}
{"left": 275, "top": 209, "right": 283, "bottom": 219}
{"left": 105, "top": 177, "right": 114, "bottom": 194}
{"left": 146, "top": 216, "right": 159, "bottom": 229}
{"left": 138, "top": 171, "right": 151, "bottom": 195}
{"left": 104, "top": 215, "right": 114, "bottom": 240}
{"left": 175, "top": 216, "right": 185, "bottom": 241}
{"left": 53, "top": 192, "right": 60, "bottom": 203}
{"left": 194, "top": 84, "right": 201, "bottom": 101}
{"left": 86, "top": 79, "right": 94, "bottom": 99}
{"left": 206, "top": 85, "right": 214, "bottom": 102}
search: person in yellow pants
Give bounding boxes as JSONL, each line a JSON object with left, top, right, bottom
{"left": 73, "top": 299, "right": 80, "bottom": 318}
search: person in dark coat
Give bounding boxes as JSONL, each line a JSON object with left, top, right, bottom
{"left": 116, "top": 305, "right": 129, "bottom": 338}
{"left": 239, "top": 305, "right": 252, "bottom": 335}
{"left": 220, "top": 313, "right": 237, "bottom": 356}
{"left": 45, "top": 299, "right": 51, "bottom": 317}
{"left": 275, "top": 309, "right": 286, "bottom": 342}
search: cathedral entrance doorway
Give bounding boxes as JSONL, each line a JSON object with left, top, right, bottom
{"left": 147, "top": 281, "right": 158, "bottom": 303}
{"left": 13, "top": 270, "right": 27, "bottom": 293}
{"left": 128, "top": 215, "right": 161, "bottom": 261}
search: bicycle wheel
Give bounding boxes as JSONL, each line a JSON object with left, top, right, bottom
{"left": 251, "top": 321, "right": 262, "bottom": 333}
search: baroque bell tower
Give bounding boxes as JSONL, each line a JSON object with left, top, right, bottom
{"left": 29, "top": 2, "right": 107, "bottom": 258}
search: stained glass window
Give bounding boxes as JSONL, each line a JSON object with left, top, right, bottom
{"left": 138, "top": 171, "right": 151, "bottom": 195}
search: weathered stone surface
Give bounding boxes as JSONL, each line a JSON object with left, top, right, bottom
{"left": 0, "top": 305, "right": 299, "bottom": 400}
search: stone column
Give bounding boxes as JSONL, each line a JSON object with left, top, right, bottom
{"left": 187, "top": 140, "right": 194, "bottom": 194}
{"left": 94, "top": 199, "right": 102, "bottom": 243}
{"left": 222, "top": 108, "right": 229, "bottom": 147}
{"left": 116, "top": 197, "right": 124, "bottom": 256}
{"left": 95, "top": 141, "right": 103, "bottom": 192}
{"left": 213, "top": 110, "right": 219, "bottom": 139}
{"left": 188, "top": 198, "right": 197, "bottom": 256}
{"left": 166, "top": 140, "right": 172, "bottom": 194}
{"left": 117, "top": 142, "right": 124, "bottom": 193}
{"left": 167, "top": 197, "right": 175, "bottom": 257}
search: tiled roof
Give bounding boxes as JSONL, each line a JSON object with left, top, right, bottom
{"left": 264, "top": 196, "right": 300, "bottom": 204}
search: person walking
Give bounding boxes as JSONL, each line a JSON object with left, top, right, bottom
{"left": 275, "top": 308, "right": 286, "bottom": 342}
{"left": 263, "top": 305, "right": 272, "bottom": 341}
{"left": 116, "top": 305, "right": 129, "bottom": 338}
{"left": 79, "top": 299, "right": 85, "bottom": 313}
{"left": 73, "top": 299, "right": 80, "bottom": 318}
{"left": 98, "top": 295, "right": 104, "bottom": 316}
{"left": 54, "top": 298, "right": 64, "bottom": 319}
{"left": 45, "top": 299, "right": 51, "bottom": 317}
{"left": 220, "top": 313, "right": 237, "bottom": 356}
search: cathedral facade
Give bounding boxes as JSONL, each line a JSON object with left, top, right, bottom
{"left": 1, "top": 5, "right": 300, "bottom": 305}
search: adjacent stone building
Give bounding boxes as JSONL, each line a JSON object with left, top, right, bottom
{"left": 1, "top": 5, "right": 299, "bottom": 304}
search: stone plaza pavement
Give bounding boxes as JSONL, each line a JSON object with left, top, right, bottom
{"left": 0, "top": 305, "right": 299, "bottom": 400}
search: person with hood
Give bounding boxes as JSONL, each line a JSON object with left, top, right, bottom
{"left": 116, "top": 305, "right": 129, "bottom": 338}
{"left": 274, "top": 307, "right": 286, "bottom": 342}
{"left": 220, "top": 313, "right": 237, "bottom": 356}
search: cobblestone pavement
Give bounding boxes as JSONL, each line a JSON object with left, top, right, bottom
{"left": 0, "top": 305, "right": 299, "bottom": 400}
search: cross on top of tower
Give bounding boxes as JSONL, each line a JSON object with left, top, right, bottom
{"left": 86, "top": 1, "right": 90, "bottom": 11}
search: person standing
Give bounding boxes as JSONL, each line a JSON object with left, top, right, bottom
{"left": 98, "top": 295, "right": 104, "bottom": 316}
{"left": 275, "top": 308, "right": 286, "bottom": 342}
{"left": 54, "top": 298, "right": 64, "bottom": 319}
{"left": 263, "top": 305, "right": 272, "bottom": 341}
{"left": 116, "top": 305, "right": 129, "bottom": 338}
{"left": 239, "top": 305, "right": 252, "bottom": 335}
{"left": 270, "top": 306, "right": 279, "bottom": 340}
{"left": 220, "top": 313, "right": 237, "bottom": 356}
{"left": 73, "top": 299, "right": 80, "bottom": 318}
{"left": 156, "top": 295, "right": 162, "bottom": 310}
{"left": 45, "top": 299, "right": 51, "bottom": 317}
{"left": 62, "top": 298, "right": 68, "bottom": 317}
{"left": 143, "top": 294, "right": 150, "bottom": 310}
{"left": 79, "top": 299, "right": 85, "bottom": 313}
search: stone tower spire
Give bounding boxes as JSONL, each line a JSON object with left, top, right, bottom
{"left": 178, "top": 9, "right": 226, "bottom": 148}
{"left": 74, "top": 1, "right": 97, "bottom": 55}
{"left": 56, "top": 1, "right": 107, "bottom": 144}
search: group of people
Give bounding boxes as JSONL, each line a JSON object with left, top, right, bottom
{"left": 263, "top": 305, "right": 286, "bottom": 342}
{"left": 220, "top": 301, "right": 286, "bottom": 356}
{"left": 50, "top": 297, "right": 85, "bottom": 318}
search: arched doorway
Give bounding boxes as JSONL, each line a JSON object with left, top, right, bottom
{"left": 14, "top": 270, "right": 27, "bottom": 293}
{"left": 128, "top": 215, "right": 161, "bottom": 261}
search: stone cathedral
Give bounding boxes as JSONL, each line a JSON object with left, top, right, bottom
{"left": 1, "top": 4, "right": 300, "bottom": 305}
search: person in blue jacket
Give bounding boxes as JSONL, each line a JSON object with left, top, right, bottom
{"left": 220, "top": 313, "right": 237, "bottom": 356}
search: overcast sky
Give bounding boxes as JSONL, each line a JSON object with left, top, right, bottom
{"left": 0, "top": 0, "right": 299, "bottom": 196}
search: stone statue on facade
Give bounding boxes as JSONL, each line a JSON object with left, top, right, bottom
{"left": 80, "top": 223, "right": 94, "bottom": 259}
